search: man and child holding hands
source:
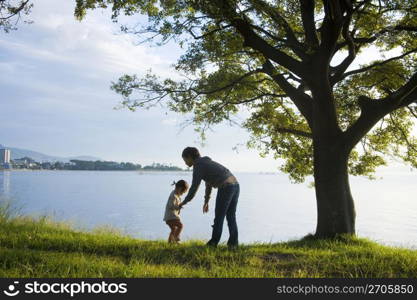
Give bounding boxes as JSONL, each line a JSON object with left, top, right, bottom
{"left": 163, "top": 147, "right": 240, "bottom": 248}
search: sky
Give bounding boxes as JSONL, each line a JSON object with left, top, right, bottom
{"left": 0, "top": 0, "right": 415, "bottom": 173}
{"left": 0, "top": 0, "right": 281, "bottom": 171}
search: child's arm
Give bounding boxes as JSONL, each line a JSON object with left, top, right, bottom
{"left": 168, "top": 193, "right": 181, "bottom": 210}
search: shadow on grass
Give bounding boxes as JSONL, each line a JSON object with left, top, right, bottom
{"left": 282, "top": 233, "right": 375, "bottom": 249}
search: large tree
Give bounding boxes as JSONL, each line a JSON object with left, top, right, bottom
{"left": 0, "top": 0, "right": 33, "bottom": 32}
{"left": 75, "top": 0, "right": 417, "bottom": 237}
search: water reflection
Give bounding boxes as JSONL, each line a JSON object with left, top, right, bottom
{"left": 0, "top": 171, "right": 10, "bottom": 196}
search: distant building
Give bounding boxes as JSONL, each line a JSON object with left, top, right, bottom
{"left": 41, "top": 162, "right": 53, "bottom": 169}
{"left": 13, "top": 157, "right": 37, "bottom": 168}
{"left": 0, "top": 148, "right": 11, "bottom": 164}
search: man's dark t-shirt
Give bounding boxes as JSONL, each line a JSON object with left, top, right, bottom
{"left": 182, "top": 156, "right": 233, "bottom": 205}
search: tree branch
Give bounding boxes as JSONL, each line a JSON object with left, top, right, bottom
{"left": 344, "top": 72, "right": 417, "bottom": 148}
{"left": 407, "top": 106, "right": 417, "bottom": 119}
{"left": 372, "top": 72, "right": 417, "bottom": 109}
{"left": 187, "top": 24, "right": 232, "bottom": 40}
{"left": 262, "top": 60, "right": 313, "bottom": 124}
{"left": 0, "top": 0, "right": 29, "bottom": 20}
{"left": 336, "top": 24, "right": 417, "bottom": 50}
{"left": 248, "top": 0, "right": 308, "bottom": 60}
{"left": 389, "top": 114, "right": 417, "bottom": 153}
{"left": 330, "top": 4, "right": 357, "bottom": 85}
{"left": 319, "top": 0, "right": 349, "bottom": 59}
{"left": 336, "top": 48, "right": 417, "bottom": 83}
{"left": 276, "top": 127, "right": 313, "bottom": 138}
{"left": 300, "top": 0, "right": 319, "bottom": 47}
{"left": 231, "top": 17, "right": 305, "bottom": 78}
{"left": 230, "top": 93, "right": 288, "bottom": 105}
{"left": 396, "top": 80, "right": 417, "bottom": 109}
{"left": 194, "top": 68, "right": 265, "bottom": 95}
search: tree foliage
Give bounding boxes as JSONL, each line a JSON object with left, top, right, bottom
{"left": 75, "top": 0, "right": 417, "bottom": 182}
{"left": 0, "top": 0, "right": 33, "bottom": 32}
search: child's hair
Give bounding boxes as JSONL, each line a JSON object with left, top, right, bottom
{"left": 171, "top": 180, "right": 189, "bottom": 192}
{"left": 182, "top": 147, "right": 201, "bottom": 159}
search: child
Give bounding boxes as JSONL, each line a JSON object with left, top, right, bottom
{"left": 163, "top": 180, "right": 189, "bottom": 243}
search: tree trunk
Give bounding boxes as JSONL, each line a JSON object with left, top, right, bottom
{"left": 313, "top": 140, "right": 356, "bottom": 238}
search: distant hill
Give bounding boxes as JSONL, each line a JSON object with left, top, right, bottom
{"left": 0, "top": 144, "right": 101, "bottom": 162}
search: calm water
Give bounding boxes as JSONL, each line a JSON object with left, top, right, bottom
{"left": 1, "top": 170, "right": 416, "bottom": 248}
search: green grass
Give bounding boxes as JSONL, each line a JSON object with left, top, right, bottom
{"left": 1, "top": 205, "right": 417, "bottom": 277}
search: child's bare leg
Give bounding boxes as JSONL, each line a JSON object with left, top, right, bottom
{"left": 168, "top": 231, "right": 176, "bottom": 243}
{"left": 174, "top": 223, "right": 183, "bottom": 241}
{"left": 167, "top": 222, "right": 176, "bottom": 243}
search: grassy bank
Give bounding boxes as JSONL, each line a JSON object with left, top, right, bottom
{"left": 1, "top": 212, "right": 417, "bottom": 277}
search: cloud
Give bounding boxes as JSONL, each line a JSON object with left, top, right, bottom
{"left": 1, "top": 0, "right": 177, "bottom": 78}
{"left": 162, "top": 118, "right": 178, "bottom": 126}
{"left": 0, "top": 0, "right": 185, "bottom": 115}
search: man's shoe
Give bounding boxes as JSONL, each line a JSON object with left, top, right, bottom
{"left": 206, "top": 240, "right": 217, "bottom": 248}
{"left": 227, "top": 244, "right": 239, "bottom": 250}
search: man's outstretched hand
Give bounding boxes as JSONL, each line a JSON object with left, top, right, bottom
{"left": 203, "top": 202, "right": 209, "bottom": 213}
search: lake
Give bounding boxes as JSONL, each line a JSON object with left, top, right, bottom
{"left": 1, "top": 170, "right": 416, "bottom": 248}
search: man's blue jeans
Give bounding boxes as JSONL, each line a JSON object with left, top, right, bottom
{"left": 208, "top": 182, "right": 240, "bottom": 246}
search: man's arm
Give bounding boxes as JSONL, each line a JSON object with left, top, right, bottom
{"left": 181, "top": 166, "right": 202, "bottom": 206}
{"left": 202, "top": 182, "right": 212, "bottom": 214}
{"left": 204, "top": 182, "right": 212, "bottom": 204}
